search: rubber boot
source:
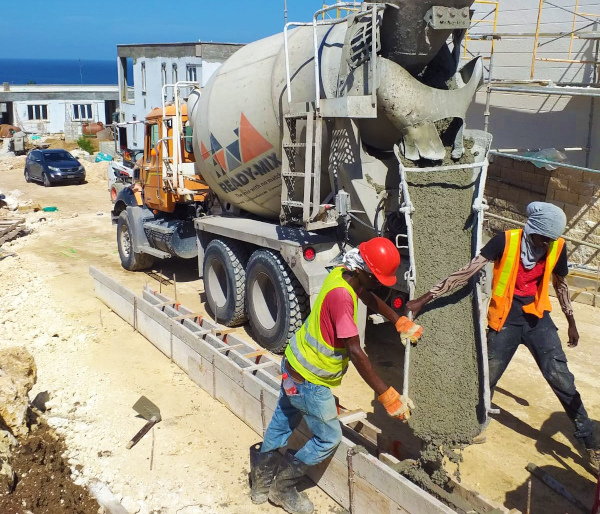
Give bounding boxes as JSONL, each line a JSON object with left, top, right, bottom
{"left": 268, "top": 450, "right": 314, "bottom": 514}
{"left": 249, "top": 443, "right": 282, "bottom": 504}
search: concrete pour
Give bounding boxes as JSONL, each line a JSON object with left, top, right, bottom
{"left": 405, "top": 165, "right": 482, "bottom": 451}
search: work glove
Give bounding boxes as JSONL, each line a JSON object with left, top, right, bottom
{"left": 395, "top": 316, "right": 423, "bottom": 345}
{"left": 378, "top": 387, "right": 414, "bottom": 422}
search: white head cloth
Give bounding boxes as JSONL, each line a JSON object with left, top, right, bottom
{"left": 342, "top": 248, "right": 373, "bottom": 274}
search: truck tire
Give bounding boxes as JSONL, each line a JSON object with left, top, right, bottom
{"left": 203, "top": 238, "right": 248, "bottom": 327}
{"left": 117, "top": 211, "right": 154, "bottom": 271}
{"left": 246, "top": 249, "right": 309, "bottom": 353}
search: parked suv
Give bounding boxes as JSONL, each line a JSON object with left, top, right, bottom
{"left": 24, "top": 149, "right": 86, "bottom": 187}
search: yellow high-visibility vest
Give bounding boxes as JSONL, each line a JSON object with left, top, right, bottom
{"left": 285, "top": 267, "right": 358, "bottom": 387}
{"left": 488, "top": 229, "right": 564, "bottom": 331}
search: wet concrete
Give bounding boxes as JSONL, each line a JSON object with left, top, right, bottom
{"left": 405, "top": 166, "right": 481, "bottom": 450}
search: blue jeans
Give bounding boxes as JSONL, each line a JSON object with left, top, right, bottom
{"left": 260, "top": 360, "right": 342, "bottom": 466}
{"left": 488, "top": 315, "right": 598, "bottom": 449}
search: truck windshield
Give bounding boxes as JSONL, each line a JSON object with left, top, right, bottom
{"left": 43, "top": 151, "right": 76, "bottom": 162}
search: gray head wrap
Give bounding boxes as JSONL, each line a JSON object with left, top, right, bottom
{"left": 521, "top": 202, "right": 567, "bottom": 269}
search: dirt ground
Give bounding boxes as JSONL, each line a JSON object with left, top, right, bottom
{"left": 0, "top": 154, "right": 341, "bottom": 513}
{"left": 1, "top": 151, "right": 599, "bottom": 513}
{"left": 0, "top": 421, "right": 100, "bottom": 514}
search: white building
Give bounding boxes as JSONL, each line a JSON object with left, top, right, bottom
{"left": 464, "top": 0, "right": 600, "bottom": 168}
{"left": 0, "top": 84, "right": 119, "bottom": 140}
{"left": 116, "top": 42, "right": 243, "bottom": 150}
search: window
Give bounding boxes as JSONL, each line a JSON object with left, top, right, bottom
{"left": 27, "top": 104, "right": 48, "bottom": 120}
{"left": 161, "top": 63, "right": 167, "bottom": 88}
{"left": 72, "top": 104, "right": 93, "bottom": 120}
{"left": 43, "top": 150, "right": 76, "bottom": 162}
{"left": 146, "top": 123, "right": 160, "bottom": 162}
{"left": 186, "top": 65, "right": 197, "bottom": 82}
{"left": 172, "top": 63, "right": 178, "bottom": 84}
{"left": 141, "top": 62, "right": 147, "bottom": 94}
{"left": 184, "top": 125, "right": 194, "bottom": 154}
{"left": 120, "top": 57, "right": 134, "bottom": 103}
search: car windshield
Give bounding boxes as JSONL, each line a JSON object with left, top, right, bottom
{"left": 43, "top": 151, "right": 76, "bottom": 162}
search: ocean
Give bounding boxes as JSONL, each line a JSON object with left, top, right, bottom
{"left": 0, "top": 58, "right": 120, "bottom": 85}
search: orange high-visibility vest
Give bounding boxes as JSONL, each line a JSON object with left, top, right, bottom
{"left": 487, "top": 229, "right": 565, "bottom": 331}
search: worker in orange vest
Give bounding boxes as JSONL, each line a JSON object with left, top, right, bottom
{"left": 407, "top": 202, "right": 599, "bottom": 475}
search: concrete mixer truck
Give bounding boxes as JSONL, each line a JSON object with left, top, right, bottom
{"left": 111, "top": 0, "right": 492, "bottom": 355}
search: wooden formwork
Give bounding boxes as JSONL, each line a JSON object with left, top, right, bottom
{"left": 89, "top": 266, "right": 513, "bottom": 514}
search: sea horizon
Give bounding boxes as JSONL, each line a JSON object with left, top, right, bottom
{"left": 0, "top": 58, "right": 119, "bottom": 85}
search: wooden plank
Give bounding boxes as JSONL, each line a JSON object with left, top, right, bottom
{"left": 338, "top": 410, "right": 367, "bottom": 425}
{"left": 244, "top": 349, "right": 268, "bottom": 359}
{"left": 243, "top": 361, "right": 279, "bottom": 372}
{"left": 172, "top": 312, "right": 203, "bottom": 321}
{"left": 216, "top": 344, "right": 245, "bottom": 352}
{"left": 352, "top": 452, "right": 456, "bottom": 514}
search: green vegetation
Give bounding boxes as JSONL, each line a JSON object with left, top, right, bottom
{"left": 76, "top": 136, "right": 94, "bottom": 155}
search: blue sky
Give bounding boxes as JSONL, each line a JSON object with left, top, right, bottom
{"left": 1, "top": 1, "right": 327, "bottom": 60}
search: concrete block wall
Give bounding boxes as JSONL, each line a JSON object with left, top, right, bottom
{"left": 485, "top": 155, "right": 600, "bottom": 267}
{"left": 64, "top": 121, "right": 82, "bottom": 142}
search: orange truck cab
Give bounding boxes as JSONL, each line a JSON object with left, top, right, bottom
{"left": 111, "top": 95, "right": 211, "bottom": 271}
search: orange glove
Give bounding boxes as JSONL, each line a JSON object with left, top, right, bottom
{"left": 378, "top": 387, "right": 413, "bottom": 421}
{"left": 395, "top": 316, "right": 423, "bottom": 344}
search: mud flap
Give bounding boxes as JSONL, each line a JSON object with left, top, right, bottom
{"left": 125, "top": 206, "right": 153, "bottom": 253}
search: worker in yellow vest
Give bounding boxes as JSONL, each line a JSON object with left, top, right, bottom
{"left": 249, "top": 237, "right": 422, "bottom": 514}
{"left": 407, "top": 202, "right": 599, "bottom": 475}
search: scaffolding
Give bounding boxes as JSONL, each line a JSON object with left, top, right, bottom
{"left": 463, "top": 0, "right": 600, "bottom": 284}
{"left": 464, "top": 0, "right": 600, "bottom": 167}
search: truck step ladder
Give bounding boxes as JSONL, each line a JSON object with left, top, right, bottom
{"left": 280, "top": 110, "right": 336, "bottom": 231}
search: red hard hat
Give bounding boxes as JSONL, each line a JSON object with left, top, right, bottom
{"left": 358, "top": 237, "right": 400, "bottom": 287}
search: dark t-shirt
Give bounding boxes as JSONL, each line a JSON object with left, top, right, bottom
{"left": 481, "top": 233, "right": 568, "bottom": 326}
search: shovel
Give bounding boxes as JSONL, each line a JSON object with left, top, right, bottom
{"left": 126, "top": 396, "right": 161, "bottom": 450}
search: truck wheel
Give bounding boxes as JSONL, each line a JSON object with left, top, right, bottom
{"left": 117, "top": 211, "right": 154, "bottom": 271}
{"left": 203, "top": 239, "right": 248, "bottom": 327}
{"left": 246, "top": 249, "right": 309, "bottom": 353}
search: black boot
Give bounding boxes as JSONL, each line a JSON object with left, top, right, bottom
{"left": 249, "top": 443, "right": 282, "bottom": 504}
{"left": 268, "top": 450, "right": 314, "bottom": 514}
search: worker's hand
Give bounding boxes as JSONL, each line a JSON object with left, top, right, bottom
{"left": 567, "top": 324, "right": 579, "bottom": 348}
{"left": 378, "top": 387, "right": 413, "bottom": 422}
{"left": 395, "top": 316, "right": 423, "bottom": 345}
{"left": 406, "top": 292, "right": 434, "bottom": 319}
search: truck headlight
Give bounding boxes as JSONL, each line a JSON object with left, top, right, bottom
{"left": 48, "top": 166, "right": 61, "bottom": 175}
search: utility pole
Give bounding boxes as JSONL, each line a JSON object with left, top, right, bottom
{"left": 284, "top": 0, "right": 288, "bottom": 25}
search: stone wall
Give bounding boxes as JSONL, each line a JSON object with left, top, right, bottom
{"left": 485, "top": 155, "right": 600, "bottom": 267}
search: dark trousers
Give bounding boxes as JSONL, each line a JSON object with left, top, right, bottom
{"left": 488, "top": 316, "right": 597, "bottom": 448}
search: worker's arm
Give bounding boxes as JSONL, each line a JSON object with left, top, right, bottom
{"left": 552, "top": 274, "right": 579, "bottom": 347}
{"left": 343, "top": 335, "right": 411, "bottom": 420}
{"left": 358, "top": 289, "right": 400, "bottom": 325}
{"left": 407, "top": 254, "right": 489, "bottom": 317}
{"left": 343, "top": 335, "right": 388, "bottom": 395}
{"left": 359, "top": 289, "right": 423, "bottom": 343}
